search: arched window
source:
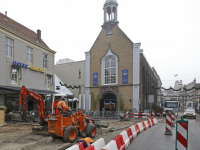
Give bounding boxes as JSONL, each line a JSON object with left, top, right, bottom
{"left": 106, "top": 7, "right": 111, "bottom": 21}
{"left": 101, "top": 46, "right": 118, "bottom": 85}
{"left": 104, "top": 56, "right": 116, "bottom": 84}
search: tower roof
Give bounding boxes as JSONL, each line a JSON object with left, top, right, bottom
{"left": 105, "top": 0, "right": 117, "bottom": 4}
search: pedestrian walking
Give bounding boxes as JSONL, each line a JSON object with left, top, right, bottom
{"left": 102, "top": 107, "right": 105, "bottom": 119}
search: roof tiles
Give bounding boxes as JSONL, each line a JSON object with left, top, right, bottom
{"left": 0, "top": 12, "right": 49, "bottom": 49}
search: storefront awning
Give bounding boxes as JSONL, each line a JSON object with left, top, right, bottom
{"left": 104, "top": 100, "right": 116, "bottom": 104}
{"left": 0, "top": 85, "right": 56, "bottom": 95}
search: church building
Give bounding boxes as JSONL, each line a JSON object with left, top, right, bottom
{"left": 85, "top": 0, "right": 141, "bottom": 113}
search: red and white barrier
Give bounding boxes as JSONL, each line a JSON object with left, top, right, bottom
{"left": 153, "top": 118, "right": 158, "bottom": 125}
{"left": 147, "top": 112, "right": 151, "bottom": 120}
{"left": 152, "top": 112, "right": 155, "bottom": 118}
{"left": 147, "top": 120, "right": 152, "bottom": 128}
{"left": 100, "top": 118, "right": 159, "bottom": 150}
{"left": 129, "top": 125, "right": 137, "bottom": 138}
{"left": 129, "top": 112, "right": 134, "bottom": 118}
{"left": 134, "top": 124, "right": 140, "bottom": 135}
{"left": 165, "top": 113, "right": 172, "bottom": 135}
{"left": 101, "top": 140, "right": 118, "bottom": 150}
{"left": 125, "top": 128, "right": 134, "bottom": 142}
{"left": 171, "top": 112, "right": 175, "bottom": 127}
{"left": 66, "top": 142, "right": 84, "bottom": 150}
{"left": 134, "top": 113, "right": 147, "bottom": 118}
{"left": 120, "top": 131, "right": 130, "bottom": 148}
{"left": 112, "top": 135, "right": 126, "bottom": 150}
{"left": 126, "top": 111, "right": 129, "bottom": 119}
{"left": 142, "top": 121, "right": 146, "bottom": 131}
{"left": 144, "top": 121, "right": 149, "bottom": 129}
{"left": 86, "top": 138, "right": 105, "bottom": 150}
{"left": 137, "top": 122, "right": 144, "bottom": 133}
{"left": 84, "top": 146, "right": 94, "bottom": 150}
{"left": 175, "top": 117, "right": 188, "bottom": 150}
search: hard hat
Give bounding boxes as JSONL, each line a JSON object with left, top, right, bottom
{"left": 60, "top": 96, "right": 65, "bottom": 101}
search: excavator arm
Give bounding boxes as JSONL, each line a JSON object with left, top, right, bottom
{"left": 20, "top": 85, "right": 46, "bottom": 126}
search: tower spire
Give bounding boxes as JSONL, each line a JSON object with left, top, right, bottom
{"left": 102, "top": 0, "right": 119, "bottom": 38}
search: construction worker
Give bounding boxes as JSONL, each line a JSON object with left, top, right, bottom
{"left": 57, "top": 96, "right": 71, "bottom": 113}
{"left": 77, "top": 137, "right": 94, "bottom": 148}
{"left": 54, "top": 97, "right": 59, "bottom": 115}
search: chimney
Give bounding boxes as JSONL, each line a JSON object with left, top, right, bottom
{"left": 37, "top": 29, "right": 41, "bottom": 43}
{"left": 5, "top": 11, "right": 7, "bottom": 16}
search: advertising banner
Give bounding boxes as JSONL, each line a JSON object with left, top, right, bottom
{"left": 122, "top": 69, "right": 128, "bottom": 84}
{"left": 93, "top": 73, "right": 98, "bottom": 86}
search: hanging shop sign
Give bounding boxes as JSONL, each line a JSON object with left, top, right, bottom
{"left": 122, "top": 69, "right": 128, "bottom": 84}
{"left": 12, "top": 61, "right": 45, "bottom": 73}
{"left": 93, "top": 73, "right": 98, "bottom": 86}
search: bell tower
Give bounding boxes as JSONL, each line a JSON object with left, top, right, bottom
{"left": 102, "top": 0, "right": 119, "bottom": 38}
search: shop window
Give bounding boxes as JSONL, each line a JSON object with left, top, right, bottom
{"left": 11, "top": 68, "right": 18, "bottom": 85}
{"left": 27, "top": 47, "right": 33, "bottom": 63}
{"left": 5, "top": 37, "right": 13, "bottom": 57}
{"left": 43, "top": 53, "right": 48, "bottom": 68}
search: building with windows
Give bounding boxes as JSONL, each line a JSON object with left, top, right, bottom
{"left": 84, "top": 0, "right": 160, "bottom": 113}
{"left": 139, "top": 54, "right": 159, "bottom": 111}
{"left": 0, "top": 12, "right": 56, "bottom": 112}
{"left": 54, "top": 59, "right": 85, "bottom": 110}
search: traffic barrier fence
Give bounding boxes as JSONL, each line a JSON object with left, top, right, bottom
{"left": 101, "top": 118, "right": 158, "bottom": 150}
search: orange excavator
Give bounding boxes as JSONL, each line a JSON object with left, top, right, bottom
{"left": 20, "top": 85, "right": 46, "bottom": 126}
{"left": 19, "top": 85, "right": 73, "bottom": 126}
{"left": 48, "top": 109, "right": 97, "bottom": 143}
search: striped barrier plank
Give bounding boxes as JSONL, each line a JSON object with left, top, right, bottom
{"left": 120, "top": 131, "right": 130, "bottom": 148}
{"left": 101, "top": 140, "right": 118, "bottom": 150}
{"left": 113, "top": 135, "right": 126, "bottom": 150}
{"left": 125, "top": 128, "right": 134, "bottom": 143}
{"left": 129, "top": 125, "right": 137, "bottom": 138}
{"left": 134, "top": 124, "right": 140, "bottom": 135}
{"left": 137, "top": 122, "right": 144, "bottom": 133}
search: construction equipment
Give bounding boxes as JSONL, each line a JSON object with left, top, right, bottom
{"left": 48, "top": 109, "right": 97, "bottom": 143}
{"left": 19, "top": 85, "right": 73, "bottom": 127}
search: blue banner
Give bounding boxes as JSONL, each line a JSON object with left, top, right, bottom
{"left": 122, "top": 69, "right": 128, "bottom": 84}
{"left": 93, "top": 73, "right": 98, "bottom": 86}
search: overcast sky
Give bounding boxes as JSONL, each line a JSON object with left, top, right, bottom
{"left": 1, "top": 0, "right": 200, "bottom": 88}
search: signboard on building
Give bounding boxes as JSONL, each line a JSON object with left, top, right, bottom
{"left": 93, "top": 73, "right": 98, "bottom": 86}
{"left": 12, "top": 61, "right": 45, "bottom": 73}
{"left": 122, "top": 69, "right": 128, "bottom": 84}
{"left": 148, "top": 95, "right": 154, "bottom": 103}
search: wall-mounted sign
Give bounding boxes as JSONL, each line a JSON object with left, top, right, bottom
{"left": 13, "top": 61, "right": 28, "bottom": 68}
{"left": 29, "top": 66, "right": 45, "bottom": 73}
{"left": 13, "top": 61, "right": 45, "bottom": 73}
{"left": 122, "top": 69, "right": 128, "bottom": 84}
{"left": 93, "top": 73, "right": 98, "bottom": 86}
